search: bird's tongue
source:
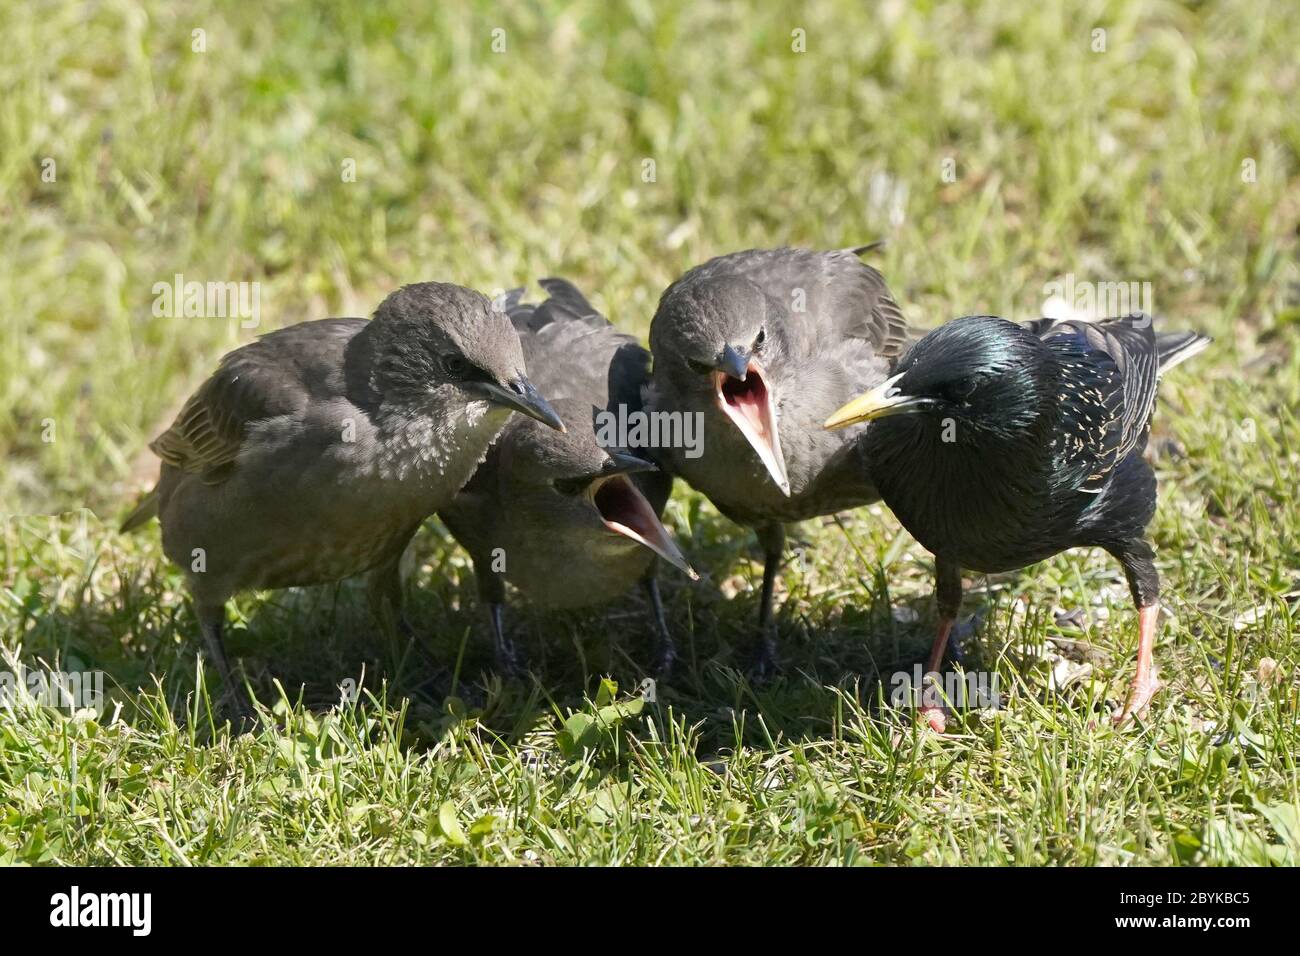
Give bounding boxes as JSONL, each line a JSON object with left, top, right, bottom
{"left": 716, "top": 366, "right": 791, "bottom": 496}
{"left": 593, "top": 476, "right": 698, "bottom": 579}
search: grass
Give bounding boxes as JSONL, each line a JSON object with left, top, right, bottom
{"left": 2, "top": 0, "right": 1298, "bottom": 865}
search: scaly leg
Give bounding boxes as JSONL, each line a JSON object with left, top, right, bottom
{"left": 1115, "top": 604, "right": 1161, "bottom": 724}
{"left": 473, "top": 557, "right": 522, "bottom": 677}
{"left": 642, "top": 564, "right": 676, "bottom": 677}
{"left": 1110, "top": 539, "right": 1162, "bottom": 726}
{"left": 750, "top": 521, "right": 786, "bottom": 681}
{"left": 196, "top": 600, "right": 254, "bottom": 722}
{"left": 486, "top": 602, "right": 523, "bottom": 677}
{"left": 919, "top": 557, "right": 963, "bottom": 733}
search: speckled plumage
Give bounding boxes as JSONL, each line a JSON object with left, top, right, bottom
{"left": 840, "top": 312, "right": 1210, "bottom": 727}
{"left": 864, "top": 315, "right": 1198, "bottom": 573}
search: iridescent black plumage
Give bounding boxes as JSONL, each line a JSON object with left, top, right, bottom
{"left": 828, "top": 313, "right": 1209, "bottom": 727}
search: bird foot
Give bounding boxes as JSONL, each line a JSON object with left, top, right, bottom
{"left": 918, "top": 705, "right": 949, "bottom": 734}
{"left": 493, "top": 643, "right": 528, "bottom": 681}
{"left": 1113, "top": 673, "right": 1161, "bottom": 726}
{"left": 653, "top": 643, "right": 677, "bottom": 680}
{"left": 746, "top": 634, "right": 779, "bottom": 684}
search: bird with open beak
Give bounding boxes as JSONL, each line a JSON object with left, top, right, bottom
{"left": 644, "top": 245, "right": 910, "bottom": 674}
{"left": 825, "top": 313, "right": 1210, "bottom": 731}
{"left": 119, "top": 282, "right": 564, "bottom": 719}
{"left": 439, "top": 279, "right": 696, "bottom": 675}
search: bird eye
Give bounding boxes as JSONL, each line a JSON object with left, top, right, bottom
{"left": 686, "top": 357, "right": 713, "bottom": 375}
{"left": 442, "top": 354, "right": 469, "bottom": 379}
{"left": 552, "top": 476, "right": 588, "bottom": 496}
{"left": 754, "top": 327, "right": 767, "bottom": 350}
{"left": 946, "top": 377, "right": 979, "bottom": 402}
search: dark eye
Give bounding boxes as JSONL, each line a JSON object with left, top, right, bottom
{"left": 945, "top": 377, "right": 979, "bottom": 402}
{"left": 552, "top": 476, "right": 587, "bottom": 496}
{"left": 686, "top": 357, "right": 713, "bottom": 375}
{"left": 442, "top": 354, "right": 469, "bottom": 379}
{"left": 754, "top": 327, "right": 767, "bottom": 350}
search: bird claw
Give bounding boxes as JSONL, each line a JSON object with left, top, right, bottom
{"left": 918, "top": 705, "right": 949, "bottom": 734}
{"left": 493, "top": 643, "right": 528, "bottom": 681}
{"left": 1113, "top": 675, "right": 1161, "bottom": 726}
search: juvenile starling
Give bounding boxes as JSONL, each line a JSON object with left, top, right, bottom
{"left": 439, "top": 279, "right": 696, "bottom": 675}
{"left": 644, "top": 245, "right": 910, "bottom": 672}
{"left": 120, "top": 282, "right": 564, "bottom": 716}
{"left": 824, "top": 313, "right": 1210, "bottom": 729}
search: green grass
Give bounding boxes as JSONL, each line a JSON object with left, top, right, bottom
{"left": 2, "top": 0, "right": 1298, "bottom": 865}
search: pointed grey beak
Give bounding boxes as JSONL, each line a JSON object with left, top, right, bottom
{"left": 716, "top": 344, "right": 749, "bottom": 381}
{"left": 475, "top": 377, "right": 566, "bottom": 432}
{"left": 601, "top": 452, "right": 659, "bottom": 477}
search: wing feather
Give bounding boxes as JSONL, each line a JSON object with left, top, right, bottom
{"left": 1031, "top": 314, "right": 1160, "bottom": 493}
{"left": 149, "top": 319, "right": 362, "bottom": 482}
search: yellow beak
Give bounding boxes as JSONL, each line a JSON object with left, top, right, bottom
{"left": 823, "top": 373, "right": 926, "bottom": 430}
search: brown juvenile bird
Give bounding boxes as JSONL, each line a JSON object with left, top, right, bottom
{"left": 439, "top": 279, "right": 696, "bottom": 675}
{"left": 121, "top": 282, "right": 563, "bottom": 716}
{"left": 644, "top": 245, "right": 910, "bottom": 674}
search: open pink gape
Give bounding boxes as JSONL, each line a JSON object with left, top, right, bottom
{"left": 590, "top": 474, "right": 697, "bottom": 579}
{"left": 713, "top": 361, "right": 790, "bottom": 495}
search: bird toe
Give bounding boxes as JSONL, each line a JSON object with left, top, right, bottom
{"left": 1113, "top": 675, "right": 1162, "bottom": 726}
{"left": 919, "top": 705, "right": 949, "bottom": 734}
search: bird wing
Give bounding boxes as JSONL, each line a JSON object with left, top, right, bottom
{"left": 1030, "top": 315, "right": 1160, "bottom": 493}
{"left": 675, "top": 246, "right": 911, "bottom": 361}
{"left": 150, "top": 318, "right": 364, "bottom": 483}
{"left": 504, "top": 278, "right": 646, "bottom": 407}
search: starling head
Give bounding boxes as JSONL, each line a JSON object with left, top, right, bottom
{"left": 365, "top": 282, "right": 564, "bottom": 431}
{"left": 650, "top": 275, "right": 791, "bottom": 494}
{"left": 825, "top": 316, "right": 1052, "bottom": 440}
{"left": 501, "top": 398, "right": 697, "bottom": 579}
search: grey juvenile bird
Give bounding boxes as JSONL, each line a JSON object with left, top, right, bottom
{"left": 439, "top": 279, "right": 696, "bottom": 674}
{"left": 644, "top": 245, "right": 910, "bottom": 673}
{"left": 825, "top": 314, "right": 1210, "bottom": 730}
{"left": 120, "top": 282, "right": 564, "bottom": 716}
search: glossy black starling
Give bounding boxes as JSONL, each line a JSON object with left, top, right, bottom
{"left": 825, "top": 313, "right": 1210, "bottom": 729}
{"left": 439, "top": 279, "right": 696, "bottom": 675}
{"left": 120, "top": 282, "right": 564, "bottom": 716}
{"left": 644, "top": 245, "right": 910, "bottom": 673}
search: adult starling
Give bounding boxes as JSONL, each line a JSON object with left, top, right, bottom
{"left": 644, "top": 245, "right": 910, "bottom": 672}
{"left": 824, "top": 313, "right": 1210, "bottom": 729}
{"left": 439, "top": 279, "right": 696, "bottom": 675}
{"left": 120, "top": 282, "right": 564, "bottom": 716}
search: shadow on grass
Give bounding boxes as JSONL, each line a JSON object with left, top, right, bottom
{"left": 12, "top": 508, "right": 1015, "bottom": 754}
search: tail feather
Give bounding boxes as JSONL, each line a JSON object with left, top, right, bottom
{"left": 848, "top": 239, "right": 887, "bottom": 257}
{"left": 119, "top": 489, "right": 159, "bottom": 533}
{"left": 1155, "top": 330, "right": 1212, "bottom": 374}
